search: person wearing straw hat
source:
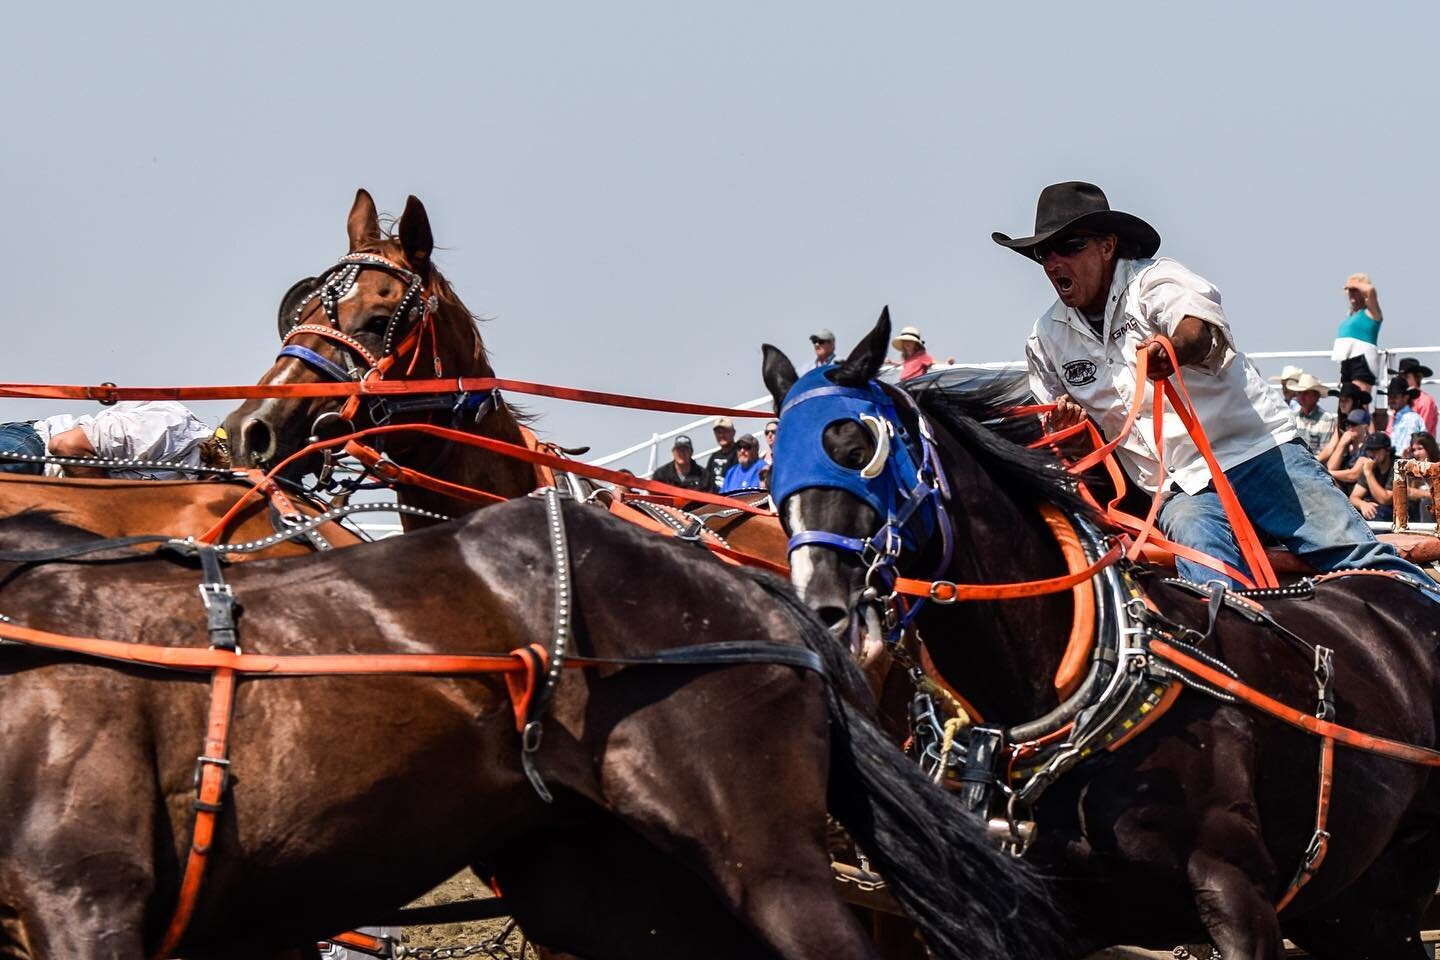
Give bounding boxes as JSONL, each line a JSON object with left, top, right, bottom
{"left": 1390, "top": 357, "right": 1438, "bottom": 434}
{"left": 1332, "top": 274, "right": 1383, "bottom": 388}
{"left": 889, "top": 325, "right": 935, "bottom": 381}
{"left": 996, "top": 180, "right": 1426, "bottom": 588}
{"left": 1287, "top": 372, "right": 1337, "bottom": 454}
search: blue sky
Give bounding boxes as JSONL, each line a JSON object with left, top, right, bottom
{"left": 3, "top": 2, "right": 1437, "bottom": 469}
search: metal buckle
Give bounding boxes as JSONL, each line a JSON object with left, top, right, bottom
{"left": 192, "top": 754, "right": 231, "bottom": 791}
{"left": 521, "top": 719, "right": 544, "bottom": 754}
{"left": 196, "top": 582, "right": 234, "bottom": 609}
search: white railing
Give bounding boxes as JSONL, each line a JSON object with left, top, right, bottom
{"left": 590, "top": 345, "right": 1440, "bottom": 477}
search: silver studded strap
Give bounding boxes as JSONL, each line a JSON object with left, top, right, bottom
{"left": 518, "top": 486, "right": 573, "bottom": 802}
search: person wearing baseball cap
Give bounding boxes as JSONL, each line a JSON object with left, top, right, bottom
{"left": 1287, "top": 372, "right": 1336, "bottom": 455}
{"left": 1350, "top": 431, "right": 1397, "bottom": 521}
{"left": 809, "top": 328, "right": 837, "bottom": 368}
{"left": 720, "top": 432, "right": 766, "bottom": 493}
{"left": 652, "top": 433, "right": 712, "bottom": 493}
{"left": 704, "top": 417, "right": 739, "bottom": 491}
{"left": 1332, "top": 274, "right": 1384, "bottom": 389}
{"left": 997, "top": 180, "right": 1427, "bottom": 587}
{"left": 1390, "top": 357, "right": 1438, "bottom": 434}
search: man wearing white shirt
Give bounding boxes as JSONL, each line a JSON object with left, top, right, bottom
{"left": 0, "top": 401, "right": 227, "bottom": 479}
{"left": 996, "top": 181, "right": 1424, "bottom": 587}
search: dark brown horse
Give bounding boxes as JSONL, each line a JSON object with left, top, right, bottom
{"left": 0, "top": 497, "right": 1061, "bottom": 960}
{"left": 762, "top": 313, "right": 1440, "bottom": 960}
{"left": 222, "top": 190, "right": 538, "bottom": 527}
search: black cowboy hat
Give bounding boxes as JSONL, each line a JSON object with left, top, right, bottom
{"left": 1338, "top": 382, "right": 1373, "bottom": 407}
{"left": 1389, "top": 356, "right": 1435, "bottom": 379}
{"left": 1386, "top": 375, "right": 1421, "bottom": 400}
{"left": 992, "top": 181, "right": 1161, "bottom": 260}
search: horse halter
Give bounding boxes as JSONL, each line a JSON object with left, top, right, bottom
{"left": 277, "top": 252, "right": 437, "bottom": 389}
{"left": 769, "top": 368, "right": 954, "bottom": 603}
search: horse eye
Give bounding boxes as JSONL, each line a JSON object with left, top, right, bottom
{"left": 359, "top": 315, "right": 390, "bottom": 335}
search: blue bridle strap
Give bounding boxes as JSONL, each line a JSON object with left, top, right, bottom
{"left": 278, "top": 344, "right": 354, "bottom": 384}
{"left": 787, "top": 530, "right": 868, "bottom": 555}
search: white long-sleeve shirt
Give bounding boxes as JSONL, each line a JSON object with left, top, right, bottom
{"left": 32, "top": 401, "right": 214, "bottom": 479}
{"left": 1025, "top": 257, "right": 1296, "bottom": 495}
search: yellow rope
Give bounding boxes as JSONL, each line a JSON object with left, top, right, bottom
{"left": 921, "top": 676, "right": 973, "bottom": 784}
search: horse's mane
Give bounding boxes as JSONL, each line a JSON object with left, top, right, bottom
{"left": 902, "top": 373, "right": 1094, "bottom": 518}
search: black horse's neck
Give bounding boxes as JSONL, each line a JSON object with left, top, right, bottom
{"left": 910, "top": 408, "right": 1077, "bottom": 726}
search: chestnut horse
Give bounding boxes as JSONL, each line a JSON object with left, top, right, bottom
{"left": 221, "top": 189, "right": 791, "bottom": 565}
{"left": 222, "top": 189, "right": 537, "bottom": 527}
{"left": 0, "top": 472, "right": 360, "bottom": 557}
{"left": 0, "top": 498, "right": 1060, "bottom": 960}
{"left": 761, "top": 312, "right": 1440, "bottom": 960}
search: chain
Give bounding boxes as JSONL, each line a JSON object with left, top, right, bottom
{"left": 397, "top": 919, "right": 536, "bottom": 959}
{"left": 0, "top": 448, "right": 242, "bottom": 476}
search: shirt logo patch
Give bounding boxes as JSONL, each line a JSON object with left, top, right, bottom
{"left": 1063, "top": 359, "right": 1098, "bottom": 386}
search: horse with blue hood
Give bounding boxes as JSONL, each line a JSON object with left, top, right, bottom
{"left": 762, "top": 309, "right": 1440, "bottom": 960}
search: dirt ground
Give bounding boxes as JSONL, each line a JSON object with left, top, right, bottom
{"left": 388, "top": 870, "right": 536, "bottom": 958}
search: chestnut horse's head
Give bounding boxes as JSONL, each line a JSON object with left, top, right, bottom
{"left": 224, "top": 189, "right": 492, "bottom": 474}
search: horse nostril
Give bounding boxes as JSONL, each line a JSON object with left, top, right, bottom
{"left": 241, "top": 418, "right": 276, "bottom": 465}
{"left": 816, "top": 605, "right": 850, "bottom": 630}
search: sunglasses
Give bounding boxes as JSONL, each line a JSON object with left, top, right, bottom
{"left": 1032, "top": 234, "right": 1096, "bottom": 263}
{"left": 764, "top": 428, "right": 778, "bottom": 435}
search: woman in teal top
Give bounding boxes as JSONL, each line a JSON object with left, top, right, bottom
{"left": 1331, "top": 272, "right": 1383, "bottom": 386}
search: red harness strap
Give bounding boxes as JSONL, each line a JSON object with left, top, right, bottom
{"left": 152, "top": 666, "right": 237, "bottom": 959}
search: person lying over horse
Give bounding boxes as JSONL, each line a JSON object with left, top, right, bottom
{"left": 995, "top": 181, "right": 1428, "bottom": 588}
{"left": 0, "top": 400, "right": 230, "bottom": 479}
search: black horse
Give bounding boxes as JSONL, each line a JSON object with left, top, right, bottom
{"left": 0, "top": 496, "right": 1059, "bottom": 960}
{"left": 762, "top": 311, "right": 1440, "bottom": 960}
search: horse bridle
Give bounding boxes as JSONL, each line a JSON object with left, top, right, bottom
{"left": 277, "top": 252, "right": 435, "bottom": 388}
{"left": 275, "top": 252, "right": 501, "bottom": 485}
{"left": 774, "top": 377, "right": 954, "bottom": 633}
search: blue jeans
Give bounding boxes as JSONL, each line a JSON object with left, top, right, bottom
{"left": 1157, "top": 439, "right": 1429, "bottom": 588}
{"left": 0, "top": 422, "right": 44, "bottom": 475}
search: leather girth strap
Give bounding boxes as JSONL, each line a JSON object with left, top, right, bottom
{"left": 515, "top": 487, "right": 572, "bottom": 803}
{"left": 152, "top": 665, "right": 238, "bottom": 959}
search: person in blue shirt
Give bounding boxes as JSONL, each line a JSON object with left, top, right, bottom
{"left": 720, "top": 434, "right": 766, "bottom": 493}
{"left": 1386, "top": 376, "right": 1427, "bottom": 457}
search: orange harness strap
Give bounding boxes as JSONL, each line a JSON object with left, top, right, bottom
{"left": 1148, "top": 639, "right": 1440, "bottom": 766}
{"left": 1038, "top": 504, "right": 1098, "bottom": 699}
{"left": 344, "top": 439, "right": 509, "bottom": 506}
{"left": 1276, "top": 736, "right": 1335, "bottom": 912}
{"left": 152, "top": 667, "right": 237, "bottom": 960}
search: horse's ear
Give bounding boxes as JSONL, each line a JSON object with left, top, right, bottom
{"left": 762, "top": 344, "right": 799, "bottom": 413}
{"left": 399, "top": 195, "right": 434, "bottom": 277}
{"left": 347, "top": 188, "right": 382, "bottom": 251}
{"left": 832, "top": 306, "right": 891, "bottom": 386}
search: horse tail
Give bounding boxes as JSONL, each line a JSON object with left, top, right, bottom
{"left": 748, "top": 572, "right": 1064, "bottom": 960}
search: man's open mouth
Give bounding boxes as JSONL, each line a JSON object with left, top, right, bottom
{"left": 1054, "top": 275, "right": 1074, "bottom": 294}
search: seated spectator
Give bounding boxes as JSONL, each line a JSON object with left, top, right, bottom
{"left": 1331, "top": 273, "right": 1383, "bottom": 388}
{"left": 1287, "top": 372, "right": 1336, "bottom": 454}
{"left": 1349, "top": 432, "right": 1396, "bottom": 522}
{"left": 652, "top": 434, "right": 713, "bottom": 492}
{"left": 810, "top": 329, "right": 837, "bottom": 368}
{"left": 1317, "top": 389, "right": 1369, "bottom": 462}
{"left": 1384, "top": 375, "right": 1426, "bottom": 456}
{"left": 1404, "top": 431, "right": 1440, "bottom": 522}
{"left": 888, "top": 326, "right": 936, "bottom": 381}
{"left": 0, "top": 401, "right": 228, "bottom": 479}
{"left": 704, "top": 417, "right": 739, "bottom": 490}
{"left": 763, "top": 420, "right": 778, "bottom": 466}
{"left": 1325, "top": 408, "right": 1371, "bottom": 493}
{"left": 1270, "top": 364, "right": 1303, "bottom": 410}
{"left": 720, "top": 434, "right": 766, "bottom": 493}
{"left": 1390, "top": 357, "right": 1437, "bottom": 434}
